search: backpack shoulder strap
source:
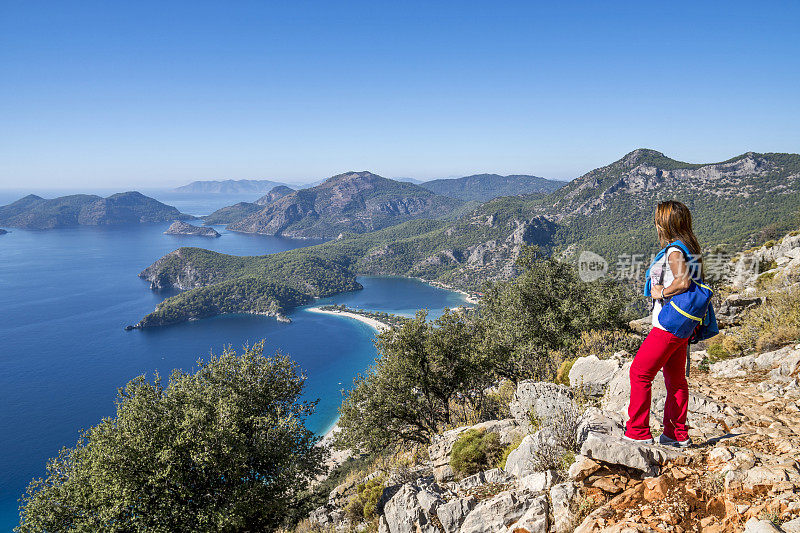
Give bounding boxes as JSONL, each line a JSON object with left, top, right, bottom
{"left": 666, "top": 240, "right": 692, "bottom": 260}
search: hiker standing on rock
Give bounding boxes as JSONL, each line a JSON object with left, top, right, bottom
{"left": 624, "top": 200, "right": 718, "bottom": 447}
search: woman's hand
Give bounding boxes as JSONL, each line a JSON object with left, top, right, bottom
{"left": 651, "top": 284, "right": 665, "bottom": 300}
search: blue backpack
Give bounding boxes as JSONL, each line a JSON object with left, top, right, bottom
{"left": 644, "top": 240, "right": 719, "bottom": 341}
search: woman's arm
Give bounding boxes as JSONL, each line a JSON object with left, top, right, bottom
{"left": 651, "top": 250, "right": 691, "bottom": 299}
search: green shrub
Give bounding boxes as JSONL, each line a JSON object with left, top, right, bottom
{"left": 755, "top": 271, "right": 776, "bottom": 290}
{"left": 555, "top": 358, "right": 576, "bottom": 386}
{"left": 496, "top": 435, "right": 524, "bottom": 469}
{"left": 344, "top": 477, "right": 385, "bottom": 522}
{"left": 706, "top": 343, "right": 731, "bottom": 363}
{"left": 450, "top": 429, "right": 503, "bottom": 478}
{"left": 758, "top": 258, "right": 778, "bottom": 274}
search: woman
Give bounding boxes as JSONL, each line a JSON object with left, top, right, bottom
{"left": 624, "top": 200, "right": 703, "bottom": 447}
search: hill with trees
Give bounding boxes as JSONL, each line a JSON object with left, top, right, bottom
{"left": 420, "top": 173, "right": 565, "bottom": 202}
{"left": 0, "top": 192, "right": 194, "bottom": 230}
{"left": 543, "top": 149, "right": 800, "bottom": 257}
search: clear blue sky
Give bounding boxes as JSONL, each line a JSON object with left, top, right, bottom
{"left": 1, "top": 0, "right": 798, "bottom": 188}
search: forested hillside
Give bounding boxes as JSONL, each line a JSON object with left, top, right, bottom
{"left": 420, "top": 174, "right": 565, "bottom": 202}
{"left": 545, "top": 149, "right": 800, "bottom": 256}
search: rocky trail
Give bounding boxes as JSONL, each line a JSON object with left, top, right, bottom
{"left": 307, "top": 343, "right": 800, "bottom": 533}
{"left": 574, "top": 344, "right": 800, "bottom": 532}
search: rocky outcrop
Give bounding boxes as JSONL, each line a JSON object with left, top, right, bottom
{"left": 717, "top": 290, "right": 766, "bottom": 326}
{"left": 504, "top": 428, "right": 562, "bottom": 478}
{"left": 580, "top": 433, "right": 684, "bottom": 477}
{"left": 437, "top": 496, "right": 477, "bottom": 532}
{"left": 0, "top": 228, "right": 7, "bottom": 235}
{"left": 729, "top": 232, "right": 800, "bottom": 289}
{"left": 509, "top": 381, "right": 576, "bottom": 432}
{"left": 379, "top": 477, "right": 447, "bottom": 533}
{"left": 164, "top": 220, "right": 220, "bottom": 237}
{"left": 255, "top": 185, "right": 294, "bottom": 205}
{"left": 710, "top": 344, "right": 800, "bottom": 380}
{"left": 458, "top": 490, "right": 540, "bottom": 533}
{"left": 568, "top": 354, "right": 624, "bottom": 397}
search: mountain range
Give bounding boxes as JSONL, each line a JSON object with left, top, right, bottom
{"left": 0, "top": 192, "right": 195, "bottom": 230}
{"left": 173, "top": 179, "right": 293, "bottom": 194}
{"left": 202, "top": 174, "right": 565, "bottom": 230}
{"left": 136, "top": 148, "right": 800, "bottom": 326}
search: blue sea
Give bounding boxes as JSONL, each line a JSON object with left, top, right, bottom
{"left": 0, "top": 191, "right": 467, "bottom": 530}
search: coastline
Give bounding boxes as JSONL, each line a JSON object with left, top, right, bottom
{"left": 305, "top": 306, "right": 390, "bottom": 332}
{"left": 416, "top": 278, "right": 480, "bottom": 305}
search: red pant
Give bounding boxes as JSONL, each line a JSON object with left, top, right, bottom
{"left": 625, "top": 327, "right": 689, "bottom": 441}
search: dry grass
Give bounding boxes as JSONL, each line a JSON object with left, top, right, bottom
{"left": 735, "top": 285, "right": 800, "bottom": 352}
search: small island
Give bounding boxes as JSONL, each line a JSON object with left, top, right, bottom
{"left": 0, "top": 228, "right": 7, "bottom": 235}
{"left": 164, "top": 220, "right": 221, "bottom": 238}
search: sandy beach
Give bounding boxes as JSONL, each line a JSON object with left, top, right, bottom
{"left": 415, "top": 277, "right": 480, "bottom": 305}
{"left": 306, "top": 306, "right": 390, "bottom": 332}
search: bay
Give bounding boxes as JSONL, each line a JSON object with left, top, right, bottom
{"left": 0, "top": 198, "right": 466, "bottom": 530}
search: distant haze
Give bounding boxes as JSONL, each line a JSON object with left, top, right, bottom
{"left": 1, "top": 2, "right": 798, "bottom": 189}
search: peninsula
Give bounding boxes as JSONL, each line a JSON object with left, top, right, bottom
{"left": 306, "top": 306, "right": 391, "bottom": 333}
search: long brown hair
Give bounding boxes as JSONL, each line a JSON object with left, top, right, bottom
{"left": 654, "top": 200, "right": 704, "bottom": 279}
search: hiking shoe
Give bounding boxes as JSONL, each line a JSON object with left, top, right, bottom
{"left": 622, "top": 435, "right": 654, "bottom": 445}
{"left": 659, "top": 434, "right": 693, "bottom": 448}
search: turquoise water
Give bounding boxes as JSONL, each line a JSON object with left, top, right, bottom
{"left": 0, "top": 194, "right": 466, "bottom": 529}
